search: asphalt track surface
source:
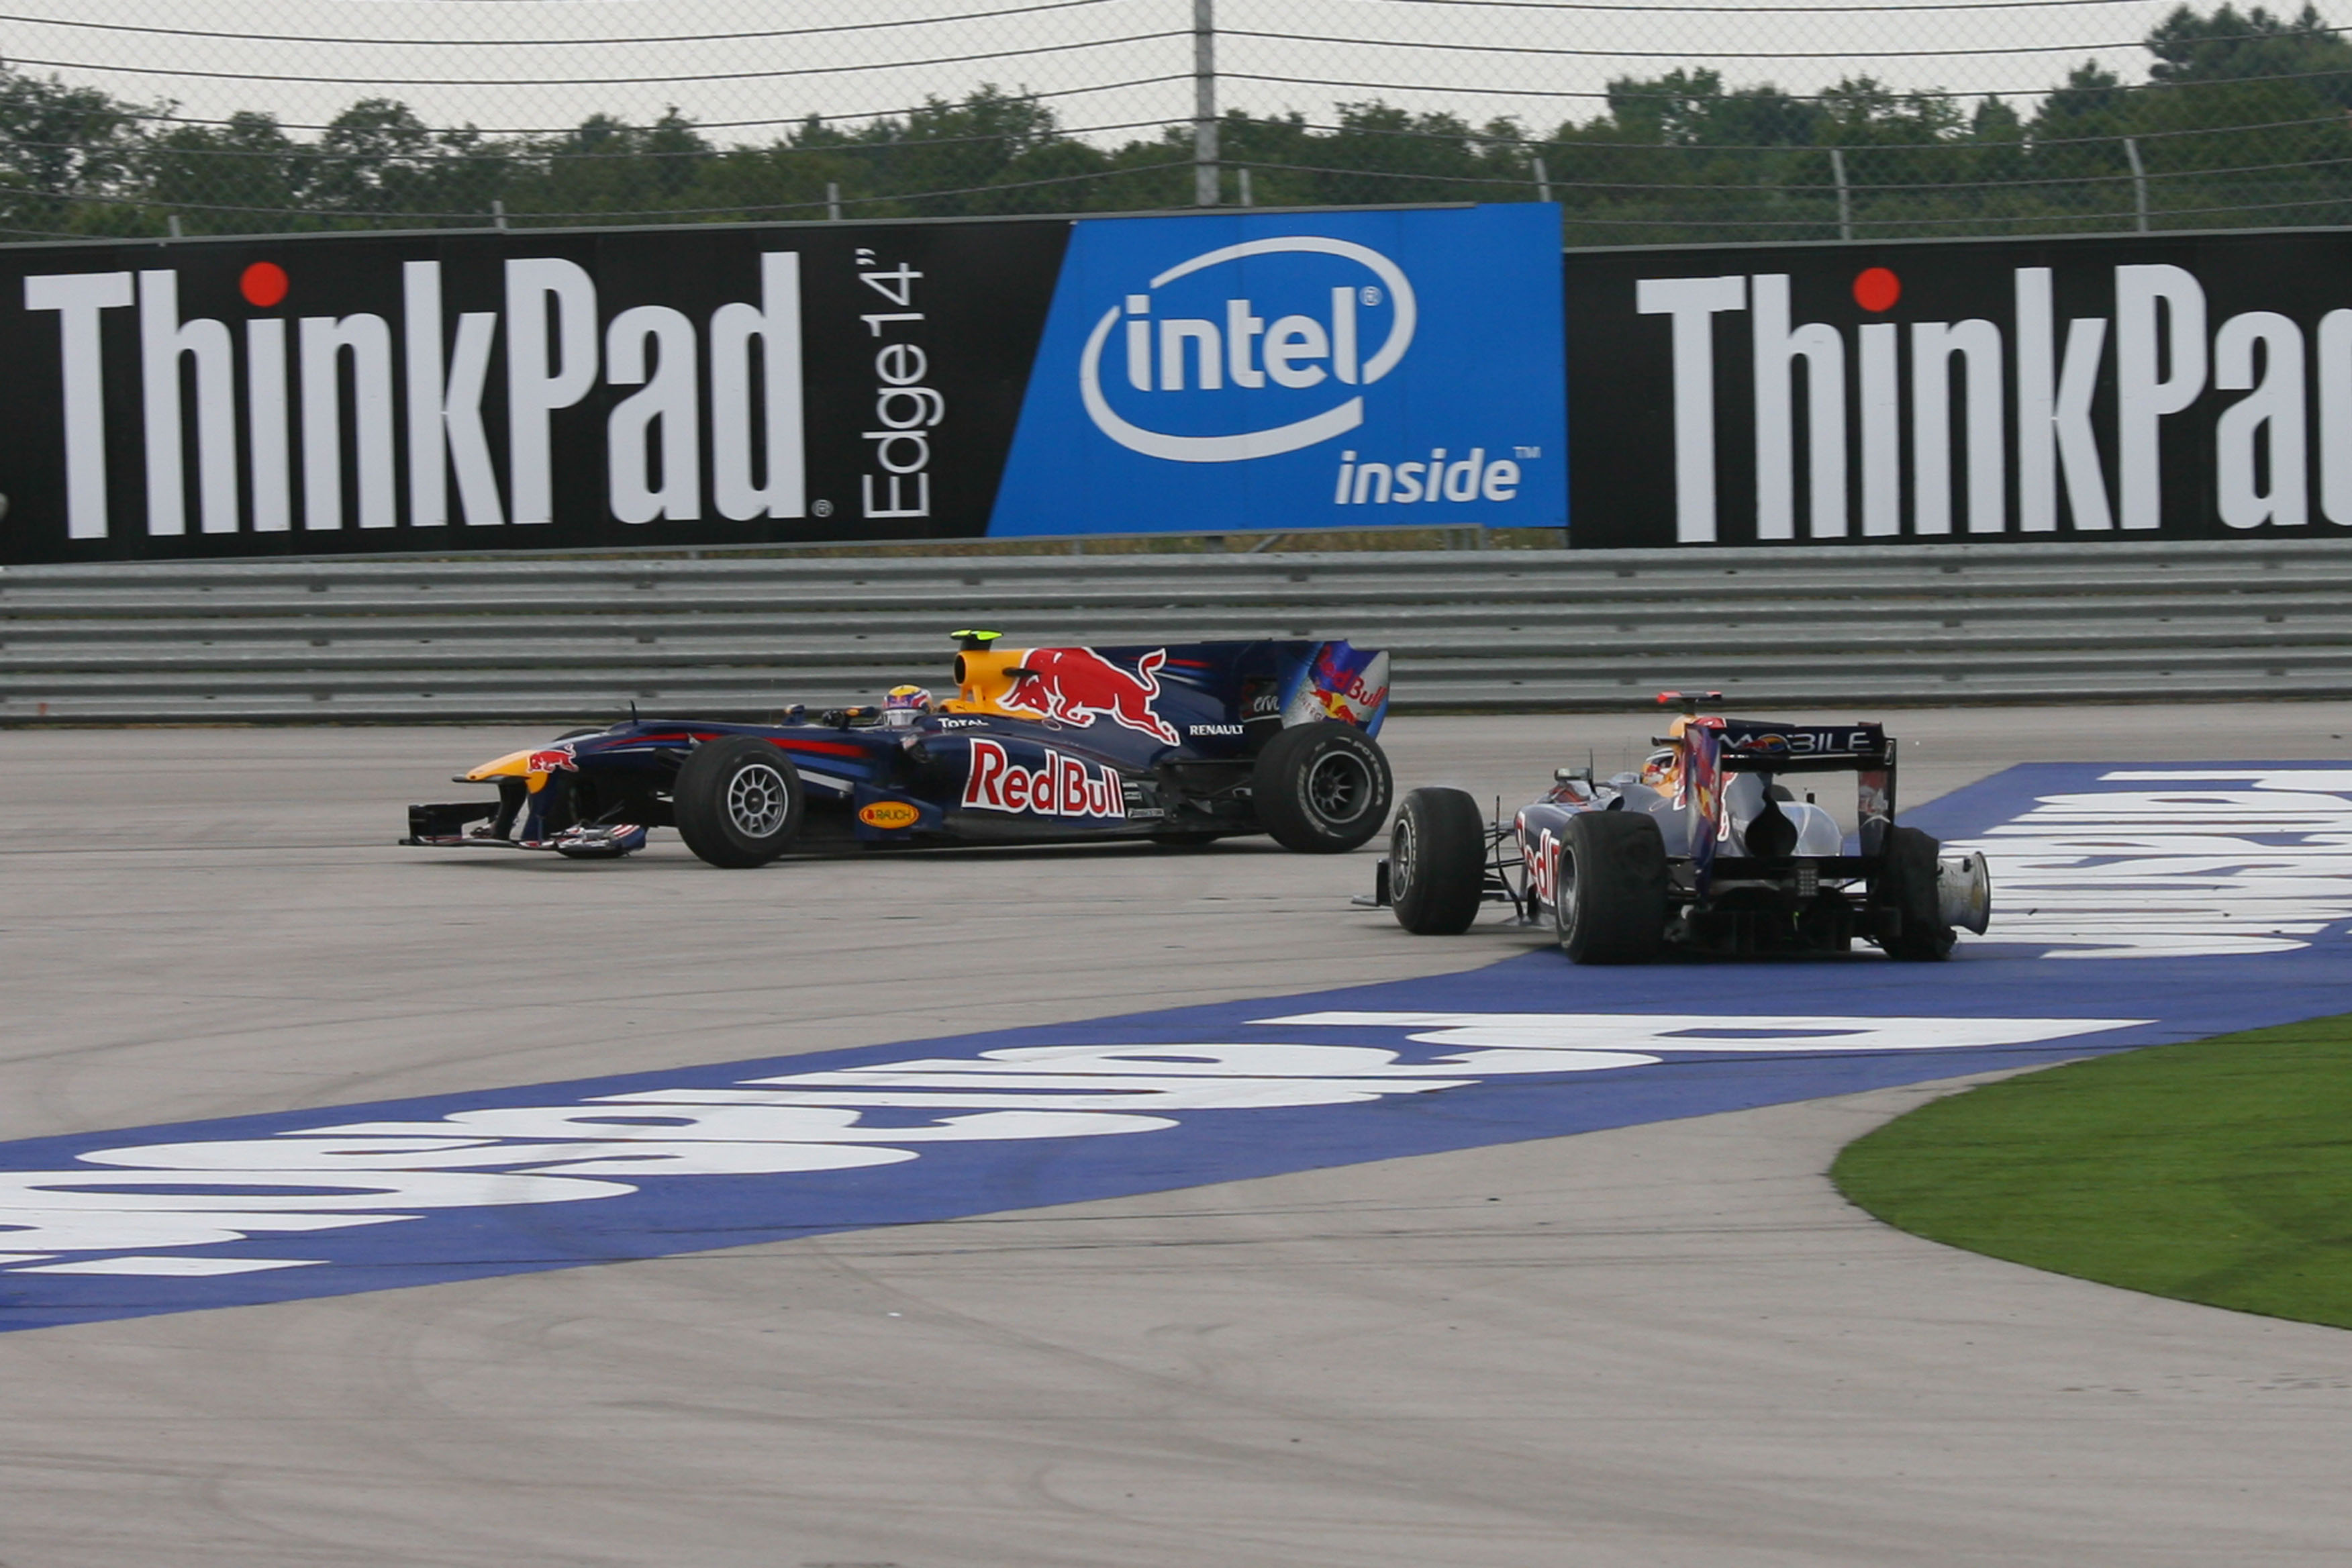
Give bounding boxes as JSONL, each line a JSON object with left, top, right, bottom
{"left": 5, "top": 706, "right": 2352, "bottom": 1567}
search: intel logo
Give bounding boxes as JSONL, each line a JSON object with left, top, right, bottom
{"left": 1078, "top": 236, "right": 1417, "bottom": 464}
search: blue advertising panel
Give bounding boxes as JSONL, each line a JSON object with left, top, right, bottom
{"left": 987, "top": 204, "right": 1567, "bottom": 535}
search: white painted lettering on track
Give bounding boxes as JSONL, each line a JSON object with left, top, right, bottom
{"left": 2, "top": 1015, "right": 2141, "bottom": 1276}
{"left": 1952, "top": 767, "right": 2352, "bottom": 958}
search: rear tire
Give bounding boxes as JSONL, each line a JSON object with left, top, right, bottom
{"left": 1554, "top": 810, "right": 1668, "bottom": 964}
{"left": 1251, "top": 722, "right": 1393, "bottom": 853}
{"left": 674, "top": 738, "right": 803, "bottom": 868}
{"left": 1389, "top": 787, "right": 1488, "bottom": 934}
{"left": 1871, "top": 824, "right": 1955, "bottom": 961}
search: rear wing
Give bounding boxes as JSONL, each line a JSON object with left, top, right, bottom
{"left": 1276, "top": 640, "right": 1389, "bottom": 734}
{"left": 1163, "top": 640, "right": 1390, "bottom": 735}
{"left": 1708, "top": 718, "right": 1891, "bottom": 772}
{"left": 1681, "top": 718, "right": 1899, "bottom": 877}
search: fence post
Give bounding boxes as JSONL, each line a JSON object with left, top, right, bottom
{"left": 826, "top": 182, "right": 842, "bottom": 221}
{"left": 1530, "top": 155, "right": 1553, "bottom": 204}
{"left": 1238, "top": 166, "right": 1253, "bottom": 206}
{"left": 1831, "top": 148, "right": 1853, "bottom": 241}
{"left": 2124, "top": 136, "right": 2150, "bottom": 233}
{"left": 491, "top": 199, "right": 507, "bottom": 231}
{"left": 1193, "top": 0, "right": 1219, "bottom": 207}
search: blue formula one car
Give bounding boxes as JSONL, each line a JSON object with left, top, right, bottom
{"left": 405, "top": 632, "right": 1392, "bottom": 867}
{"left": 1371, "top": 692, "right": 1991, "bottom": 963}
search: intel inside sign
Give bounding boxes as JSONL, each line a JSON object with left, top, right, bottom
{"left": 988, "top": 205, "right": 1567, "bottom": 535}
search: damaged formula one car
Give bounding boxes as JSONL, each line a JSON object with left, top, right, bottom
{"left": 406, "top": 632, "right": 1392, "bottom": 867}
{"left": 1371, "top": 693, "right": 1991, "bottom": 963}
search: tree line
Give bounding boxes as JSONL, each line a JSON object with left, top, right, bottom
{"left": 3, "top": 3, "right": 2348, "bottom": 243}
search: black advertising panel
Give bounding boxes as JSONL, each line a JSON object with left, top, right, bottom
{"left": 0, "top": 219, "right": 1069, "bottom": 565}
{"left": 1565, "top": 227, "right": 2352, "bottom": 548}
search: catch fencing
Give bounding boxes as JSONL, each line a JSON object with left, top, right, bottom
{"left": 4, "top": 536, "right": 2350, "bottom": 722}
{"left": 2, "top": 1, "right": 2349, "bottom": 245}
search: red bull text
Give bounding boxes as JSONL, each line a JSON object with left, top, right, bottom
{"left": 962, "top": 739, "right": 1126, "bottom": 820}
{"left": 1310, "top": 644, "right": 1389, "bottom": 722}
{"left": 1520, "top": 820, "right": 1564, "bottom": 908}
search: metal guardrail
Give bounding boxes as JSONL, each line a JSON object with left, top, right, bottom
{"left": 5, "top": 538, "right": 2352, "bottom": 722}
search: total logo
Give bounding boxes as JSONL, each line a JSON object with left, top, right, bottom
{"left": 961, "top": 739, "right": 1126, "bottom": 820}
{"left": 1078, "top": 236, "right": 1416, "bottom": 463}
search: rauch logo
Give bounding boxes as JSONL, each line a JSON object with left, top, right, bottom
{"left": 1077, "top": 237, "right": 1416, "bottom": 464}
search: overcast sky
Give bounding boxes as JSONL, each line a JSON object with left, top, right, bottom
{"left": 2, "top": 0, "right": 2247, "bottom": 144}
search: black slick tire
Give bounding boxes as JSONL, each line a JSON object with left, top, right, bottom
{"left": 1389, "top": 787, "right": 1488, "bottom": 934}
{"left": 674, "top": 738, "right": 804, "bottom": 868}
{"left": 1871, "top": 824, "right": 1955, "bottom": 961}
{"left": 1251, "top": 721, "right": 1394, "bottom": 853}
{"left": 1553, "top": 810, "right": 1669, "bottom": 964}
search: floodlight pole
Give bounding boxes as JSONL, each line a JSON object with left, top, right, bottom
{"left": 1193, "top": 0, "right": 1219, "bottom": 205}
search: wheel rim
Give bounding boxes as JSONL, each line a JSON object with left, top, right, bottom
{"left": 1305, "top": 750, "right": 1375, "bottom": 825}
{"left": 1391, "top": 812, "right": 1418, "bottom": 890}
{"left": 726, "top": 763, "right": 791, "bottom": 838}
{"left": 1555, "top": 844, "right": 1580, "bottom": 945}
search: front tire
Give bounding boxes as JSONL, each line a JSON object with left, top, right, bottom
{"left": 674, "top": 738, "right": 803, "bottom": 868}
{"left": 1554, "top": 810, "right": 1668, "bottom": 964}
{"left": 1389, "top": 787, "right": 1488, "bottom": 934}
{"left": 1251, "top": 722, "right": 1393, "bottom": 853}
{"left": 1871, "top": 824, "right": 1956, "bottom": 961}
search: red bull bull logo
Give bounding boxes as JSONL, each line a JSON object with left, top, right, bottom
{"left": 1001, "top": 647, "right": 1181, "bottom": 746}
{"left": 526, "top": 746, "right": 578, "bottom": 773}
{"left": 962, "top": 739, "right": 1126, "bottom": 820}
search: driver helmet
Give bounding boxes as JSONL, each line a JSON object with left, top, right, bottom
{"left": 1638, "top": 746, "right": 1680, "bottom": 790}
{"left": 882, "top": 684, "right": 933, "bottom": 730}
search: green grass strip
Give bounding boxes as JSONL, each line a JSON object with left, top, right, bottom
{"left": 1831, "top": 1014, "right": 2352, "bottom": 1330}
